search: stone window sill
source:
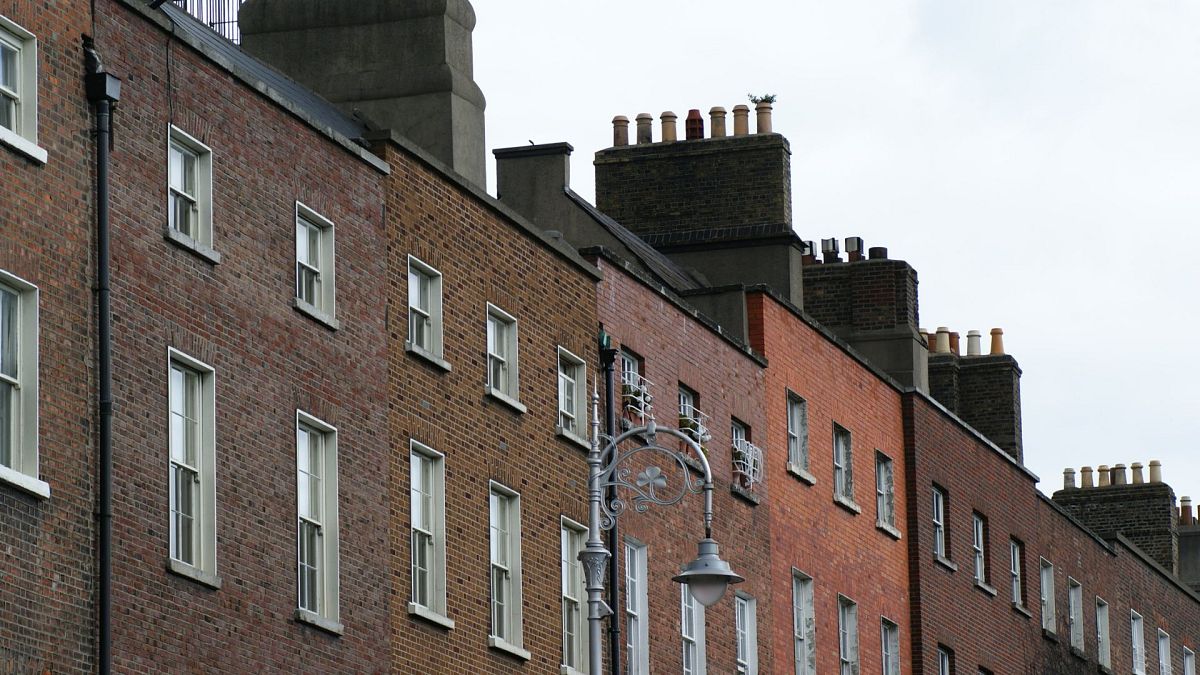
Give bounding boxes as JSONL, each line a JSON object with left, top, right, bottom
{"left": 833, "top": 493, "right": 862, "bottom": 515}
{"left": 974, "top": 580, "right": 997, "bottom": 597}
{"left": 1069, "top": 645, "right": 1086, "bottom": 660}
{"left": 295, "top": 608, "right": 344, "bottom": 636}
{"left": 407, "top": 602, "right": 455, "bottom": 630}
{"left": 876, "top": 521, "right": 902, "bottom": 540}
{"left": 1012, "top": 602, "right": 1033, "bottom": 619}
{"left": 0, "top": 465, "right": 50, "bottom": 500}
{"left": 486, "top": 388, "right": 527, "bottom": 414}
{"left": 488, "top": 636, "right": 531, "bottom": 661}
{"left": 163, "top": 227, "right": 222, "bottom": 264}
{"left": 731, "top": 482, "right": 761, "bottom": 505}
{"left": 1042, "top": 627, "right": 1059, "bottom": 643}
{"left": 166, "top": 558, "right": 222, "bottom": 589}
{"left": 556, "top": 427, "right": 590, "bottom": 451}
{"left": 0, "top": 127, "right": 48, "bottom": 165}
{"left": 406, "top": 342, "right": 452, "bottom": 372}
{"left": 294, "top": 298, "right": 340, "bottom": 331}
{"left": 934, "top": 555, "right": 958, "bottom": 572}
{"left": 787, "top": 462, "right": 816, "bottom": 485}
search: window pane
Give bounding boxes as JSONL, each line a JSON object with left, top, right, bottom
{"left": 0, "top": 381, "right": 11, "bottom": 468}
{"left": 170, "top": 464, "right": 197, "bottom": 564}
{"left": 0, "top": 42, "right": 16, "bottom": 92}
{"left": 0, "top": 287, "right": 17, "bottom": 377}
{"left": 298, "top": 520, "right": 321, "bottom": 612}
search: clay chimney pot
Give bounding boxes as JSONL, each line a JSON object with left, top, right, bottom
{"left": 1063, "top": 468, "right": 1076, "bottom": 490}
{"left": 1112, "top": 463, "right": 1127, "bottom": 486}
{"left": 1149, "top": 460, "right": 1162, "bottom": 483}
{"left": 732, "top": 105, "right": 750, "bottom": 136}
{"left": 1098, "top": 464, "right": 1111, "bottom": 487}
{"left": 989, "top": 328, "right": 1005, "bottom": 355}
{"left": 660, "top": 111, "right": 678, "bottom": 142}
{"left": 612, "top": 115, "right": 630, "bottom": 147}
{"left": 709, "top": 106, "right": 727, "bottom": 137}
{"left": 685, "top": 109, "right": 704, "bottom": 140}
{"left": 935, "top": 327, "right": 951, "bottom": 354}
{"left": 1131, "top": 462, "right": 1145, "bottom": 484}
{"left": 966, "top": 330, "right": 982, "bottom": 356}
{"left": 1081, "top": 466, "right": 1094, "bottom": 488}
{"left": 755, "top": 101, "right": 773, "bottom": 134}
{"left": 635, "top": 113, "right": 653, "bottom": 144}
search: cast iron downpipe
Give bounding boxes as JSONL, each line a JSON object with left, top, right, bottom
{"left": 85, "top": 39, "right": 120, "bottom": 675}
{"left": 599, "top": 339, "right": 621, "bottom": 675}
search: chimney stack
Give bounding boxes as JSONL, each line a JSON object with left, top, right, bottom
{"left": 685, "top": 109, "right": 704, "bottom": 140}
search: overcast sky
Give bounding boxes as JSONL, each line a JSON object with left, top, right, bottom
{"left": 472, "top": 1, "right": 1200, "bottom": 500}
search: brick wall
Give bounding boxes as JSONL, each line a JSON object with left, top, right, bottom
{"left": 1053, "top": 482, "right": 1178, "bottom": 575}
{"left": 594, "top": 133, "right": 793, "bottom": 247}
{"left": 748, "top": 290, "right": 912, "bottom": 675}
{"left": 0, "top": 0, "right": 96, "bottom": 671}
{"left": 801, "top": 258, "right": 919, "bottom": 335}
{"left": 96, "top": 1, "right": 392, "bottom": 670}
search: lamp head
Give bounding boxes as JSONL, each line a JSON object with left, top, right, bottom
{"left": 672, "top": 538, "right": 744, "bottom": 607}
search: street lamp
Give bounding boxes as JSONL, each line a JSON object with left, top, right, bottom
{"left": 580, "top": 393, "right": 744, "bottom": 674}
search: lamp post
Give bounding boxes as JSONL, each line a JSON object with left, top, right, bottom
{"left": 580, "top": 389, "right": 744, "bottom": 675}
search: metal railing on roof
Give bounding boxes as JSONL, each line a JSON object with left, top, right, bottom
{"left": 173, "top": 0, "right": 244, "bottom": 43}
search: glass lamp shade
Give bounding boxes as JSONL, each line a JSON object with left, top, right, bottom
{"left": 672, "top": 538, "right": 744, "bottom": 607}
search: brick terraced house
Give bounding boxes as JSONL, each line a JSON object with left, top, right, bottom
{"left": 1, "top": 0, "right": 1196, "bottom": 673}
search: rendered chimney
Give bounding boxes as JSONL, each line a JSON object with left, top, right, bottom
{"left": 845, "top": 237, "right": 864, "bottom": 262}
{"left": 1150, "top": 460, "right": 1163, "bottom": 483}
{"left": 966, "top": 330, "right": 982, "bottom": 356}
{"left": 685, "top": 109, "right": 704, "bottom": 140}
{"left": 1064, "top": 468, "right": 1077, "bottom": 490}
{"left": 240, "top": 0, "right": 488, "bottom": 186}
{"left": 1081, "top": 466, "right": 1094, "bottom": 488}
{"left": 732, "top": 105, "right": 750, "bottom": 136}
{"left": 755, "top": 101, "right": 773, "bottom": 134}
{"left": 635, "top": 113, "right": 653, "bottom": 144}
{"left": 1113, "top": 464, "right": 1128, "bottom": 485}
{"left": 1132, "top": 462, "right": 1145, "bottom": 484}
{"left": 661, "top": 111, "right": 678, "bottom": 142}
{"left": 612, "top": 116, "right": 630, "bottom": 146}
{"left": 935, "top": 327, "right": 951, "bottom": 354}
{"left": 989, "top": 328, "right": 1005, "bottom": 355}
{"left": 710, "top": 107, "right": 727, "bottom": 137}
{"left": 1098, "top": 465, "right": 1111, "bottom": 487}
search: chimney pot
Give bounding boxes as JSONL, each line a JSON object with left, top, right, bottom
{"left": 1132, "top": 462, "right": 1145, "bottom": 484}
{"left": 685, "top": 109, "right": 704, "bottom": 140}
{"left": 846, "top": 237, "right": 864, "bottom": 261}
{"left": 612, "top": 115, "right": 630, "bottom": 147}
{"left": 989, "top": 328, "right": 1005, "bottom": 355}
{"left": 950, "top": 332, "right": 961, "bottom": 356}
{"left": 709, "top": 106, "right": 727, "bottom": 137}
{"left": 732, "top": 105, "right": 750, "bottom": 136}
{"left": 919, "top": 328, "right": 929, "bottom": 346}
{"left": 935, "top": 327, "right": 951, "bottom": 354}
{"left": 635, "top": 113, "right": 654, "bottom": 144}
{"left": 1081, "top": 466, "right": 1094, "bottom": 488}
{"left": 801, "top": 240, "right": 817, "bottom": 265}
{"left": 1098, "top": 464, "right": 1111, "bottom": 487}
{"left": 821, "top": 238, "right": 841, "bottom": 263}
{"left": 1182, "top": 496, "right": 1194, "bottom": 525}
{"left": 868, "top": 246, "right": 888, "bottom": 260}
{"left": 1064, "top": 468, "right": 1077, "bottom": 490}
{"left": 926, "top": 331, "right": 937, "bottom": 352}
{"left": 1149, "top": 459, "right": 1162, "bottom": 483}
{"left": 966, "top": 330, "right": 982, "bottom": 356}
{"left": 660, "top": 111, "right": 678, "bottom": 142}
{"left": 755, "top": 101, "right": 773, "bottom": 134}
{"left": 1112, "top": 463, "right": 1127, "bottom": 485}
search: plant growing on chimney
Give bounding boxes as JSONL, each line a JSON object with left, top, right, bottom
{"left": 748, "top": 93, "right": 777, "bottom": 104}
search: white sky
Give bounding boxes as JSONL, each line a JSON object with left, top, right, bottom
{"left": 472, "top": 1, "right": 1200, "bottom": 500}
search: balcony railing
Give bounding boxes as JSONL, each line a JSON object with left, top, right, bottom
{"left": 732, "top": 439, "right": 764, "bottom": 487}
{"left": 677, "top": 404, "right": 712, "bottom": 447}
{"left": 620, "top": 371, "right": 654, "bottom": 422}
{"left": 173, "top": 0, "right": 245, "bottom": 43}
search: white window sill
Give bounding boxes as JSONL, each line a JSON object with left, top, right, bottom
{"left": 488, "top": 636, "right": 531, "bottom": 661}
{"left": 833, "top": 493, "right": 861, "bottom": 515}
{"left": 1012, "top": 602, "right": 1033, "bottom": 619}
{"left": 0, "top": 126, "right": 48, "bottom": 165}
{"left": 486, "top": 387, "right": 527, "bottom": 414}
{"left": 166, "top": 558, "right": 222, "bottom": 589}
{"left": 974, "top": 580, "right": 997, "bottom": 597}
{"left": 163, "top": 227, "right": 222, "bottom": 264}
{"left": 556, "top": 426, "right": 590, "bottom": 450}
{"left": 786, "top": 462, "right": 816, "bottom": 485}
{"left": 407, "top": 602, "right": 455, "bottom": 630}
{"left": 876, "top": 520, "right": 902, "bottom": 540}
{"left": 295, "top": 608, "right": 344, "bottom": 635}
{"left": 562, "top": 666, "right": 586, "bottom": 675}
{"left": 934, "top": 554, "right": 958, "bottom": 572}
{"left": 406, "top": 342, "right": 451, "bottom": 372}
{"left": 293, "top": 298, "right": 340, "bottom": 330}
{"left": 0, "top": 465, "right": 50, "bottom": 499}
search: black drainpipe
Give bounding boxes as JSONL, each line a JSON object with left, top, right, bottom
{"left": 84, "top": 38, "right": 120, "bottom": 675}
{"left": 599, "top": 336, "right": 621, "bottom": 675}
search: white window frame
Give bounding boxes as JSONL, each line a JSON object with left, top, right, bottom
{"left": 561, "top": 517, "right": 588, "bottom": 674}
{"left": 735, "top": 592, "right": 759, "bottom": 675}
{"left": 294, "top": 202, "right": 336, "bottom": 324}
{"left": 972, "top": 513, "right": 987, "bottom": 584}
{"left": 792, "top": 570, "right": 815, "bottom": 675}
{"left": 407, "top": 256, "right": 446, "bottom": 365}
{"left": 489, "top": 482, "right": 528, "bottom": 658}
{"left": 486, "top": 304, "right": 522, "bottom": 409}
{"left": 932, "top": 487, "right": 947, "bottom": 559}
{"left": 838, "top": 594, "right": 859, "bottom": 675}
{"left": 166, "top": 349, "right": 218, "bottom": 587}
{"left": 786, "top": 391, "right": 809, "bottom": 475}
{"left": 876, "top": 452, "right": 896, "bottom": 530}
{"left": 881, "top": 617, "right": 900, "bottom": 675}
{"left": 1040, "top": 558, "right": 1056, "bottom": 633}
{"left": 1068, "top": 578, "right": 1083, "bottom": 651}
{"left": 681, "top": 580, "right": 706, "bottom": 675}
{"left": 937, "top": 646, "right": 953, "bottom": 675}
{"left": 625, "top": 538, "right": 649, "bottom": 675}
{"left": 0, "top": 16, "right": 44, "bottom": 164}
{"left": 295, "top": 410, "right": 340, "bottom": 631}
{"left": 1010, "top": 539, "right": 1024, "bottom": 607}
{"left": 1133, "top": 610, "right": 1146, "bottom": 675}
{"left": 557, "top": 347, "right": 587, "bottom": 442}
{"left": 1096, "top": 597, "right": 1111, "bottom": 668}
{"left": 166, "top": 125, "right": 214, "bottom": 253}
{"left": 1183, "top": 647, "right": 1194, "bottom": 675}
{"left": 408, "top": 441, "right": 451, "bottom": 628}
{"left": 1160, "top": 630, "right": 1173, "bottom": 675}
{"left": 833, "top": 423, "right": 854, "bottom": 502}
{"left": 0, "top": 270, "right": 43, "bottom": 497}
